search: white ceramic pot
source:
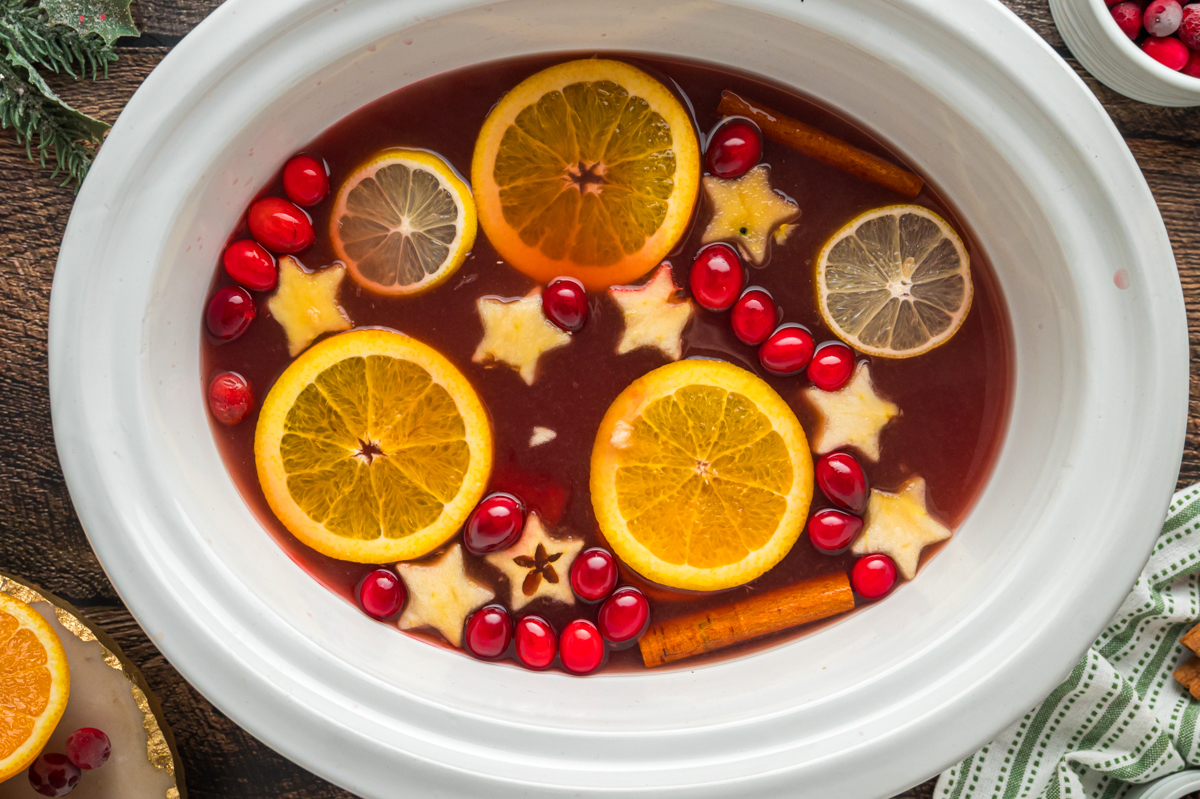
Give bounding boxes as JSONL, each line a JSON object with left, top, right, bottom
{"left": 1126, "top": 770, "right": 1200, "bottom": 798}
{"left": 48, "top": 0, "right": 1188, "bottom": 797}
{"left": 1051, "top": 0, "right": 1200, "bottom": 106}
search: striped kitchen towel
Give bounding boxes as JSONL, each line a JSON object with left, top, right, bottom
{"left": 936, "top": 484, "right": 1200, "bottom": 799}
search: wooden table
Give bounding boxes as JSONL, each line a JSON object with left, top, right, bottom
{"left": 1, "top": 1, "right": 1196, "bottom": 797}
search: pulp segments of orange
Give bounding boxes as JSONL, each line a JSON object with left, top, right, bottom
{"left": 590, "top": 360, "right": 813, "bottom": 591}
{"left": 0, "top": 594, "right": 69, "bottom": 782}
{"left": 472, "top": 59, "right": 701, "bottom": 291}
{"left": 255, "top": 328, "right": 493, "bottom": 563}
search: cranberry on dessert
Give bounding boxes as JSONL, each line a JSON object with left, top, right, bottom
{"left": 559, "top": 619, "right": 606, "bottom": 674}
{"left": 207, "top": 372, "right": 254, "bottom": 425}
{"left": 851, "top": 554, "right": 898, "bottom": 600}
{"left": 65, "top": 728, "right": 111, "bottom": 770}
{"left": 1185, "top": 49, "right": 1200, "bottom": 77}
{"left": 222, "top": 239, "right": 278, "bottom": 291}
{"left": 1144, "top": 0, "right": 1183, "bottom": 35}
{"left": 464, "top": 605, "right": 513, "bottom": 660}
{"left": 705, "top": 119, "right": 763, "bottom": 179}
{"left": 1180, "top": 3, "right": 1200, "bottom": 48}
{"left": 542, "top": 277, "right": 589, "bottom": 332}
{"left": 28, "top": 753, "right": 80, "bottom": 797}
{"left": 570, "top": 547, "right": 618, "bottom": 602}
{"left": 1142, "top": 35, "right": 1191, "bottom": 70}
{"left": 1111, "top": 1, "right": 1144, "bottom": 38}
{"left": 356, "top": 568, "right": 405, "bottom": 620}
{"left": 808, "top": 509, "right": 864, "bottom": 554}
{"left": 247, "top": 196, "right": 315, "bottom": 253}
{"left": 807, "top": 342, "right": 855, "bottom": 391}
{"left": 689, "top": 243, "right": 745, "bottom": 311}
{"left": 205, "top": 285, "right": 255, "bottom": 341}
{"left": 463, "top": 493, "right": 525, "bottom": 555}
{"left": 759, "top": 324, "right": 815, "bottom": 375}
{"left": 514, "top": 615, "right": 557, "bottom": 669}
{"left": 282, "top": 154, "right": 330, "bottom": 207}
{"left": 815, "top": 452, "right": 869, "bottom": 513}
{"left": 597, "top": 586, "right": 650, "bottom": 645}
{"left": 730, "top": 288, "right": 776, "bottom": 345}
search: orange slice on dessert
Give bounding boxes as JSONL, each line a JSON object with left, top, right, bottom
{"left": 0, "top": 593, "right": 69, "bottom": 782}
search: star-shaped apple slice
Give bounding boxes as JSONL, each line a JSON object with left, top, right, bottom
{"left": 266, "top": 256, "right": 353, "bottom": 356}
{"left": 851, "top": 477, "right": 951, "bottom": 580}
{"left": 472, "top": 289, "right": 572, "bottom": 385}
{"left": 609, "top": 264, "right": 694, "bottom": 361}
{"left": 701, "top": 164, "right": 799, "bottom": 264}
{"left": 803, "top": 362, "right": 899, "bottom": 461}
{"left": 397, "top": 543, "right": 494, "bottom": 648}
{"left": 485, "top": 512, "right": 584, "bottom": 612}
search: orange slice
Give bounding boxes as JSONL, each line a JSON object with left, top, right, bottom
{"left": 0, "top": 593, "right": 69, "bottom": 782}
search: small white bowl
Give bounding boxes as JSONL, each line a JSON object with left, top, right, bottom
{"left": 1051, "top": 0, "right": 1200, "bottom": 105}
{"left": 1125, "top": 770, "right": 1200, "bottom": 798}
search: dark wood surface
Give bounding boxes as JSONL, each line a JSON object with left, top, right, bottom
{"left": 0, "top": 1, "right": 1197, "bottom": 797}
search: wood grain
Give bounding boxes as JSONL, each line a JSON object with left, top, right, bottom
{"left": 0, "top": 0, "right": 1198, "bottom": 796}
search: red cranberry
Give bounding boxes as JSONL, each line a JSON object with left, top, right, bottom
{"left": 207, "top": 372, "right": 254, "bottom": 425}
{"left": 1142, "top": 35, "right": 1191, "bottom": 69}
{"left": 815, "top": 452, "right": 869, "bottom": 513}
{"left": 282, "top": 154, "right": 330, "bottom": 207}
{"left": 570, "top": 548, "right": 618, "bottom": 602}
{"left": 807, "top": 342, "right": 855, "bottom": 391}
{"left": 1144, "top": 0, "right": 1183, "bottom": 34}
{"left": 808, "top": 509, "right": 864, "bottom": 554}
{"left": 851, "top": 554, "right": 898, "bottom": 600}
{"left": 464, "top": 605, "right": 513, "bottom": 660}
{"left": 205, "top": 285, "right": 255, "bottom": 341}
{"left": 356, "top": 568, "right": 405, "bottom": 620}
{"left": 1180, "top": 3, "right": 1200, "bottom": 48}
{"left": 759, "top": 324, "right": 815, "bottom": 375}
{"left": 706, "top": 120, "right": 762, "bottom": 179}
{"left": 542, "top": 277, "right": 589, "bottom": 333}
{"left": 28, "top": 754, "right": 80, "bottom": 797}
{"left": 1104, "top": 0, "right": 1124, "bottom": 7}
{"left": 730, "top": 288, "right": 776, "bottom": 345}
{"left": 1111, "top": 1, "right": 1144, "bottom": 38}
{"left": 247, "top": 196, "right": 315, "bottom": 253}
{"left": 222, "top": 239, "right": 278, "bottom": 291}
{"left": 514, "top": 615, "right": 557, "bottom": 669}
{"left": 463, "top": 493, "right": 525, "bottom": 554}
{"left": 689, "top": 243, "right": 745, "bottom": 311}
{"left": 597, "top": 587, "right": 650, "bottom": 645}
{"left": 559, "top": 619, "right": 606, "bottom": 674}
{"left": 65, "top": 728, "right": 111, "bottom": 770}
{"left": 1185, "top": 48, "right": 1200, "bottom": 77}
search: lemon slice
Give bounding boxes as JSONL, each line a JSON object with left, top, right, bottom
{"left": 255, "top": 328, "right": 493, "bottom": 563}
{"left": 816, "top": 204, "right": 972, "bottom": 358}
{"left": 472, "top": 58, "right": 701, "bottom": 290}
{"left": 0, "top": 594, "right": 69, "bottom": 782}
{"left": 331, "top": 149, "right": 477, "bottom": 296}
{"left": 590, "top": 359, "right": 813, "bottom": 591}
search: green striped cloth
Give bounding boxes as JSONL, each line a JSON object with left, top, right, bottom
{"left": 936, "top": 484, "right": 1200, "bottom": 799}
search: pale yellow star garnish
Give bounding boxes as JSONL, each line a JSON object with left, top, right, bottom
{"left": 397, "top": 543, "right": 494, "bottom": 648}
{"left": 485, "top": 513, "right": 584, "bottom": 612}
{"left": 266, "top": 256, "right": 352, "bottom": 356}
{"left": 609, "top": 264, "right": 693, "bottom": 361}
{"left": 701, "top": 164, "right": 799, "bottom": 264}
{"left": 472, "top": 289, "right": 571, "bottom": 385}
{"left": 851, "top": 477, "right": 951, "bottom": 580}
{"left": 803, "top": 361, "right": 899, "bottom": 461}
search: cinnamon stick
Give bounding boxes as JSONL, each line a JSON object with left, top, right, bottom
{"left": 639, "top": 571, "right": 855, "bottom": 667}
{"left": 718, "top": 91, "right": 924, "bottom": 200}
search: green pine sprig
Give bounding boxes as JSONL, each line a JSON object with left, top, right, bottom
{"left": 0, "top": 0, "right": 116, "bottom": 79}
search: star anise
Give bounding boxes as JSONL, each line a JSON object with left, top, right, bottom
{"left": 513, "top": 543, "right": 563, "bottom": 596}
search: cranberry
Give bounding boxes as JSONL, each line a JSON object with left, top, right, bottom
{"left": 689, "top": 244, "right": 745, "bottom": 311}
{"left": 570, "top": 548, "right": 618, "bottom": 602}
{"left": 542, "top": 277, "right": 589, "bottom": 333}
{"left": 759, "top": 324, "right": 815, "bottom": 376}
{"left": 463, "top": 493, "right": 525, "bottom": 555}
{"left": 1180, "top": 3, "right": 1200, "bottom": 48}
{"left": 282, "top": 154, "right": 330, "bottom": 207}
{"left": 1104, "top": 0, "right": 1124, "bottom": 7}
{"left": 730, "top": 288, "right": 776, "bottom": 345}
{"left": 222, "top": 239, "right": 278, "bottom": 291}
{"left": 851, "top": 554, "right": 898, "bottom": 600}
{"left": 464, "top": 605, "right": 513, "bottom": 660}
{"left": 815, "top": 452, "right": 869, "bottom": 513}
{"left": 597, "top": 587, "right": 650, "bottom": 645}
{"left": 808, "top": 509, "right": 864, "bottom": 554}
{"left": 247, "top": 196, "right": 315, "bottom": 253}
{"left": 1144, "top": 0, "right": 1183, "bottom": 34}
{"left": 1142, "top": 35, "right": 1191, "bottom": 69}
{"left": 559, "top": 619, "right": 606, "bottom": 674}
{"left": 207, "top": 372, "right": 254, "bottom": 425}
{"left": 706, "top": 120, "right": 763, "bottom": 179}
{"left": 514, "top": 615, "right": 557, "bottom": 669}
{"left": 28, "top": 754, "right": 80, "bottom": 797}
{"left": 65, "top": 728, "right": 111, "bottom": 770}
{"left": 205, "top": 285, "right": 255, "bottom": 341}
{"left": 1185, "top": 48, "right": 1200, "bottom": 77}
{"left": 1111, "top": 1, "right": 1144, "bottom": 38}
{"left": 807, "top": 342, "right": 855, "bottom": 391}
{"left": 356, "top": 568, "right": 405, "bottom": 620}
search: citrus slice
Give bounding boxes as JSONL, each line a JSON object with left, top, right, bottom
{"left": 590, "top": 360, "right": 813, "bottom": 591}
{"left": 0, "top": 593, "right": 69, "bottom": 782}
{"left": 331, "top": 149, "right": 477, "bottom": 296}
{"left": 816, "top": 204, "right": 972, "bottom": 358}
{"left": 472, "top": 58, "right": 701, "bottom": 290}
{"left": 255, "top": 328, "right": 493, "bottom": 563}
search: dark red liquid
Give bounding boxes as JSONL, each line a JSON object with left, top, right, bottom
{"left": 201, "top": 53, "right": 1013, "bottom": 672}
